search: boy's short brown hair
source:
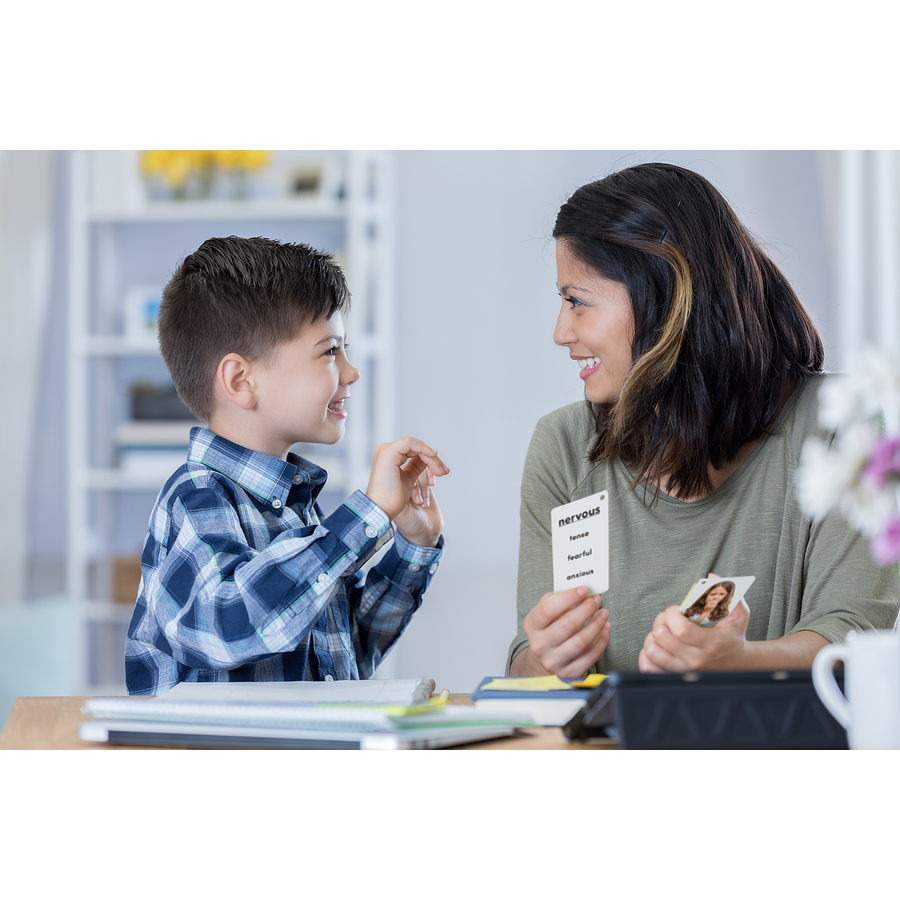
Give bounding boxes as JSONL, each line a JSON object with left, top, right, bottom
{"left": 157, "top": 236, "right": 350, "bottom": 420}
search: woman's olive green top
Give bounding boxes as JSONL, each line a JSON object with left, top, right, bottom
{"left": 508, "top": 375, "right": 899, "bottom": 673}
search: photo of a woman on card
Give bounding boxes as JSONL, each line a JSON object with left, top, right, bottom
{"left": 682, "top": 582, "right": 735, "bottom": 625}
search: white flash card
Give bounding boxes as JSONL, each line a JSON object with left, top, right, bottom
{"left": 551, "top": 491, "right": 609, "bottom": 596}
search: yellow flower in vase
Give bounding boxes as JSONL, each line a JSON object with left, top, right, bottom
{"left": 140, "top": 150, "right": 218, "bottom": 200}
{"left": 141, "top": 150, "right": 189, "bottom": 199}
{"left": 212, "top": 150, "right": 272, "bottom": 200}
{"left": 142, "top": 150, "right": 271, "bottom": 201}
{"left": 188, "top": 150, "right": 217, "bottom": 199}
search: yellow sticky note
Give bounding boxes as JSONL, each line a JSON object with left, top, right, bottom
{"left": 570, "top": 674, "right": 607, "bottom": 688}
{"left": 481, "top": 676, "right": 574, "bottom": 692}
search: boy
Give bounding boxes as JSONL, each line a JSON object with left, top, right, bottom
{"left": 125, "top": 236, "right": 448, "bottom": 694}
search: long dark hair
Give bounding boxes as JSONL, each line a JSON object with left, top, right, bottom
{"left": 553, "top": 163, "right": 824, "bottom": 501}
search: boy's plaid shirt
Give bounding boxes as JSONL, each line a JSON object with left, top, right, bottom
{"left": 125, "top": 428, "right": 442, "bottom": 694}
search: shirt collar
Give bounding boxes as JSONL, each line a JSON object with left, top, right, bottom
{"left": 188, "top": 427, "right": 328, "bottom": 509}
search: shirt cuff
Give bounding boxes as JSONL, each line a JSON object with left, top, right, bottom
{"left": 375, "top": 532, "right": 444, "bottom": 589}
{"left": 323, "top": 490, "right": 394, "bottom": 559}
{"left": 324, "top": 491, "right": 444, "bottom": 579}
{"left": 392, "top": 531, "right": 443, "bottom": 565}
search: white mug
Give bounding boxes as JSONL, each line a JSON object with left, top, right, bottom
{"left": 812, "top": 630, "right": 900, "bottom": 750}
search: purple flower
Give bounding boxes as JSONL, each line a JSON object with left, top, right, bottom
{"left": 862, "top": 435, "right": 900, "bottom": 489}
{"left": 871, "top": 517, "right": 900, "bottom": 566}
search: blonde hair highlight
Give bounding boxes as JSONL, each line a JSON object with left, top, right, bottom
{"left": 616, "top": 245, "right": 692, "bottom": 414}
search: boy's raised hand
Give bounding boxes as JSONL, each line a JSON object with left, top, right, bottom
{"left": 365, "top": 437, "right": 449, "bottom": 548}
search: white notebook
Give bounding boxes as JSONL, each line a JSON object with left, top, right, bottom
{"left": 78, "top": 677, "right": 524, "bottom": 749}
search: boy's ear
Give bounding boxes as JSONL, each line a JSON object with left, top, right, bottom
{"left": 216, "top": 353, "right": 258, "bottom": 410}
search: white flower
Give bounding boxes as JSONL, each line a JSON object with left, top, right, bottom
{"left": 798, "top": 438, "right": 852, "bottom": 518}
{"left": 798, "top": 422, "right": 878, "bottom": 520}
{"left": 821, "top": 346, "right": 900, "bottom": 431}
{"left": 853, "top": 346, "right": 900, "bottom": 398}
{"left": 799, "top": 346, "right": 900, "bottom": 566}
{"left": 817, "top": 375, "right": 869, "bottom": 430}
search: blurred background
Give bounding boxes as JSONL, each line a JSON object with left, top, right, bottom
{"left": 1, "top": 148, "right": 898, "bottom": 721}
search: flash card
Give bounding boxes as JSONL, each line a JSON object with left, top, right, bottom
{"left": 551, "top": 491, "right": 609, "bottom": 596}
{"left": 679, "top": 575, "right": 755, "bottom": 627}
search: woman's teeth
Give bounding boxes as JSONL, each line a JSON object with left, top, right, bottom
{"left": 578, "top": 357, "right": 601, "bottom": 370}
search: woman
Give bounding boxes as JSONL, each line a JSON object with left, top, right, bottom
{"left": 682, "top": 582, "right": 734, "bottom": 625}
{"left": 508, "top": 163, "right": 898, "bottom": 677}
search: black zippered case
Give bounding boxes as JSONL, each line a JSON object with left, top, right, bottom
{"left": 563, "top": 669, "right": 847, "bottom": 749}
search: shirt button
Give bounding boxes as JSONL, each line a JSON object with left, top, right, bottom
{"left": 408, "top": 563, "right": 421, "bottom": 572}
{"left": 272, "top": 499, "right": 283, "bottom": 509}
{"left": 292, "top": 474, "right": 303, "bottom": 484}
{"left": 317, "top": 573, "right": 328, "bottom": 583}
{"left": 365, "top": 526, "right": 378, "bottom": 538}
{"left": 429, "top": 563, "right": 438, "bottom": 574}
{"left": 324, "top": 674, "right": 334, "bottom": 682}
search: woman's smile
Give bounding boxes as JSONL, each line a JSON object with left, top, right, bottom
{"left": 576, "top": 356, "right": 602, "bottom": 380}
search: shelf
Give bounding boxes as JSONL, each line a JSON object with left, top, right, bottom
{"left": 78, "top": 460, "right": 349, "bottom": 492}
{"left": 79, "top": 468, "right": 176, "bottom": 491}
{"left": 80, "top": 335, "right": 162, "bottom": 356}
{"left": 86, "top": 197, "right": 350, "bottom": 224}
{"left": 79, "top": 600, "right": 135, "bottom": 625}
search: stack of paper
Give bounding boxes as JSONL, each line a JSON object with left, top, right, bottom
{"left": 79, "top": 678, "right": 531, "bottom": 750}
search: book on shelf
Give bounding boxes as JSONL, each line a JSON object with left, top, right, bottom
{"left": 115, "top": 419, "right": 195, "bottom": 477}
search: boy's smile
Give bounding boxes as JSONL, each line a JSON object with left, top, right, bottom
{"left": 252, "top": 311, "right": 360, "bottom": 458}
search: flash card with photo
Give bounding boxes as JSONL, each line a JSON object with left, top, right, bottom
{"left": 679, "top": 575, "right": 755, "bottom": 627}
{"left": 551, "top": 491, "right": 609, "bottom": 596}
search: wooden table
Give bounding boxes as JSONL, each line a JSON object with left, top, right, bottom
{"left": 0, "top": 694, "right": 617, "bottom": 750}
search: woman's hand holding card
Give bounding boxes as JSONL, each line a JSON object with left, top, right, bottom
{"left": 516, "top": 585, "right": 612, "bottom": 678}
{"left": 638, "top": 594, "right": 751, "bottom": 674}
{"left": 638, "top": 572, "right": 755, "bottom": 671}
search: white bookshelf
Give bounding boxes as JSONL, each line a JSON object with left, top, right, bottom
{"left": 65, "top": 150, "right": 397, "bottom": 694}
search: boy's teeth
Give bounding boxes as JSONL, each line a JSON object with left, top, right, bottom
{"left": 578, "top": 357, "right": 601, "bottom": 370}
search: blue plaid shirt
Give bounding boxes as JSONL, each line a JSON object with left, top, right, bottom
{"left": 125, "top": 428, "right": 442, "bottom": 694}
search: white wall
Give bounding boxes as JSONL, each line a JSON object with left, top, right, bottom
{"left": 384, "top": 150, "right": 834, "bottom": 690}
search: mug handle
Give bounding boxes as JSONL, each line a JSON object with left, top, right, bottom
{"left": 812, "top": 642, "right": 851, "bottom": 729}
